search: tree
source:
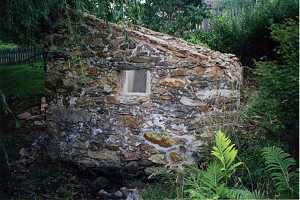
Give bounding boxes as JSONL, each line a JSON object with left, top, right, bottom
{"left": 141, "top": 0, "right": 208, "bottom": 36}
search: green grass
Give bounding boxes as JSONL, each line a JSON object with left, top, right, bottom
{"left": 0, "top": 63, "right": 44, "bottom": 98}
{"left": 0, "top": 41, "right": 17, "bottom": 49}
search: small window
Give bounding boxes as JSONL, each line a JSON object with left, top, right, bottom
{"left": 123, "top": 69, "right": 150, "bottom": 95}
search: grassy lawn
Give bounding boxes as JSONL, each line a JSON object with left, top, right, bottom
{"left": 0, "top": 62, "right": 45, "bottom": 115}
{"left": 0, "top": 41, "right": 17, "bottom": 49}
{"left": 0, "top": 63, "right": 44, "bottom": 98}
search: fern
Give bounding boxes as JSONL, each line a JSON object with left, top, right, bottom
{"left": 224, "top": 188, "right": 265, "bottom": 199}
{"left": 211, "top": 130, "right": 243, "bottom": 180}
{"left": 262, "top": 146, "right": 299, "bottom": 198}
{"left": 185, "top": 162, "right": 224, "bottom": 199}
{"left": 184, "top": 131, "right": 299, "bottom": 199}
{"left": 185, "top": 131, "right": 247, "bottom": 199}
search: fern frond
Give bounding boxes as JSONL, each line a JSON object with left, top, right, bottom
{"left": 211, "top": 131, "right": 243, "bottom": 179}
{"left": 184, "top": 162, "right": 224, "bottom": 199}
{"left": 262, "top": 146, "right": 299, "bottom": 198}
{"left": 224, "top": 188, "right": 264, "bottom": 199}
{"left": 201, "top": 162, "right": 224, "bottom": 189}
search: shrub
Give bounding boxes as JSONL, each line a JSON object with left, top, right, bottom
{"left": 184, "top": 131, "right": 258, "bottom": 199}
{"left": 245, "top": 18, "right": 299, "bottom": 133}
{"left": 190, "top": 0, "right": 299, "bottom": 65}
{"left": 184, "top": 130, "right": 299, "bottom": 199}
{"left": 262, "top": 146, "right": 299, "bottom": 198}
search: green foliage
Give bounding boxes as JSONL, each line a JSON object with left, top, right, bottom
{"left": 0, "top": 63, "right": 45, "bottom": 98}
{"left": 185, "top": 131, "right": 250, "bottom": 199}
{"left": 245, "top": 19, "right": 299, "bottom": 133}
{"left": 224, "top": 188, "right": 264, "bottom": 199}
{"left": 0, "top": 0, "right": 119, "bottom": 44}
{"left": 142, "top": 182, "right": 176, "bottom": 200}
{"left": 0, "top": 0, "right": 66, "bottom": 44}
{"left": 211, "top": 130, "right": 243, "bottom": 181}
{"left": 141, "top": 0, "right": 208, "bottom": 37}
{"left": 0, "top": 90, "right": 20, "bottom": 129}
{"left": 190, "top": 0, "right": 299, "bottom": 65}
{"left": 262, "top": 146, "right": 299, "bottom": 198}
{"left": 184, "top": 131, "right": 299, "bottom": 199}
{"left": 0, "top": 41, "right": 17, "bottom": 49}
{"left": 227, "top": 129, "right": 286, "bottom": 196}
{"left": 0, "top": 0, "right": 208, "bottom": 44}
{"left": 185, "top": 162, "right": 223, "bottom": 199}
{"left": 0, "top": 90, "right": 11, "bottom": 116}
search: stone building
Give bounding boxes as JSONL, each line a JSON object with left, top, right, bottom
{"left": 46, "top": 13, "right": 242, "bottom": 173}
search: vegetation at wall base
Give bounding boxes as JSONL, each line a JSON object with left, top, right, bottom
{"left": 143, "top": 131, "right": 299, "bottom": 200}
{"left": 243, "top": 18, "right": 299, "bottom": 136}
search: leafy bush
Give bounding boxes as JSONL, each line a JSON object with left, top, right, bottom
{"left": 141, "top": 0, "right": 208, "bottom": 37}
{"left": 0, "top": 0, "right": 125, "bottom": 44}
{"left": 244, "top": 19, "right": 299, "bottom": 133}
{"left": 262, "top": 146, "right": 299, "bottom": 198}
{"left": 189, "top": 0, "right": 299, "bottom": 65}
{"left": 142, "top": 182, "right": 176, "bottom": 200}
{"left": 184, "top": 131, "right": 258, "bottom": 199}
{"left": 184, "top": 130, "right": 299, "bottom": 199}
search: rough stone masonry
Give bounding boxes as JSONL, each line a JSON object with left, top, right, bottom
{"left": 45, "top": 12, "right": 242, "bottom": 174}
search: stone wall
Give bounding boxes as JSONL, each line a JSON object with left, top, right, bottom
{"left": 46, "top": 13, "right": 242, "bottom": 173}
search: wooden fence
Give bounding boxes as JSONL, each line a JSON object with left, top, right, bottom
{"left": 0, "top": 47, "right": 43, "bottom": 64}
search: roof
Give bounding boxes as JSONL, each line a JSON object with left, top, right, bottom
{"left": 81, "top": 12, "right": 242, "bottom": 82}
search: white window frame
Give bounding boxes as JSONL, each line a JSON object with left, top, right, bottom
{"left": 122, "top": 70, "right": 151, "bottom": 96}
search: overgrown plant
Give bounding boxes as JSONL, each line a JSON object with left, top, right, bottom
{"left": 262, "top": 146, "right": 299, "bottom": 198}
{"left": 0, "top": 90, "right": 20, "bottom": 129}
{"left": 184, "top": 131, "right": 299, "bottom": 199}
{"left": 184, "top": 131, "right": 260, "bottom": 199}
{"left": 244, "top": 18, "right": 299, "bottom": 134}
{"left": 189, "top": 0, "right": 299, "bottom": 65}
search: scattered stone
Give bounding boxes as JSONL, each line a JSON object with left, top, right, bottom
{"left": 193, "top": 66, "right": 205, "bottom": 76}
{"left": 171, "top": 68, "right": 187, "bottom": 76}
{"left": 120, "top": 187, "right": 128, "bottom": 196}
{"left": 124, "top": 161, "right": 139, "bottom": 172}
{"left": 148, "top": 154, "right": 166, "bottom": 164}
{"left": 180, "top": 96, "right": 202, "bottom": 107}
{"left": 160, "top": 78, "right": 185, "bottom": 88}
{"left": 87, "top": 149, "right": 120, "bottom": 161}
{"left": 126, "top": 189, "right": 142, "bottom": 200}
{"left": 41, "top": 97, "right": 48, "bottom": 113}
{"left": 33, "top": 121, "right": 44, "bottom": 126}
{"left": 120, "top": 115, "right": 140, "bottom": 129}
{"left": 144, "top": 166, "right": 164, "bottom": 176}
{"left": 205, "top": 66, "right": 223, "bottom": 77}
{"left": 19, "top": 148, "right": 29, "bottom": 157}
{"left": 199, "top": 105, "right": 210, "bottom": 113}
{"left": 123, "top": 152, "right": 140, "bottom": 161}
{"left": 93, "top": 176, "right": 111, "bottom": 190}
{"left": 88, "top": 67, "right": 97, "bottom": 76}
{"left": 144, "top": 132, "right": 176, "bottom": 148}
{"left": 17, "top": 112, "right": 32, "bottom": 120}
{"left": 114, "top": 191, "right": 123, "bottom": 198}
{"left": 160, "top": 95, "right": 173, "bottom": 100}
{"left": 97, "top": 187, "right": 142, "bottom": 200}
{"left": 169, "top": 152, "right": 183, "bottom": 163}
{"left": 98, "top": 189, "right": 111, "bottom": 198}
{"left": 28, "top": 115, "right": 42, "bottom": 120}
{"left": 105, "top": 95, "right": 120, "bottom": 104}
